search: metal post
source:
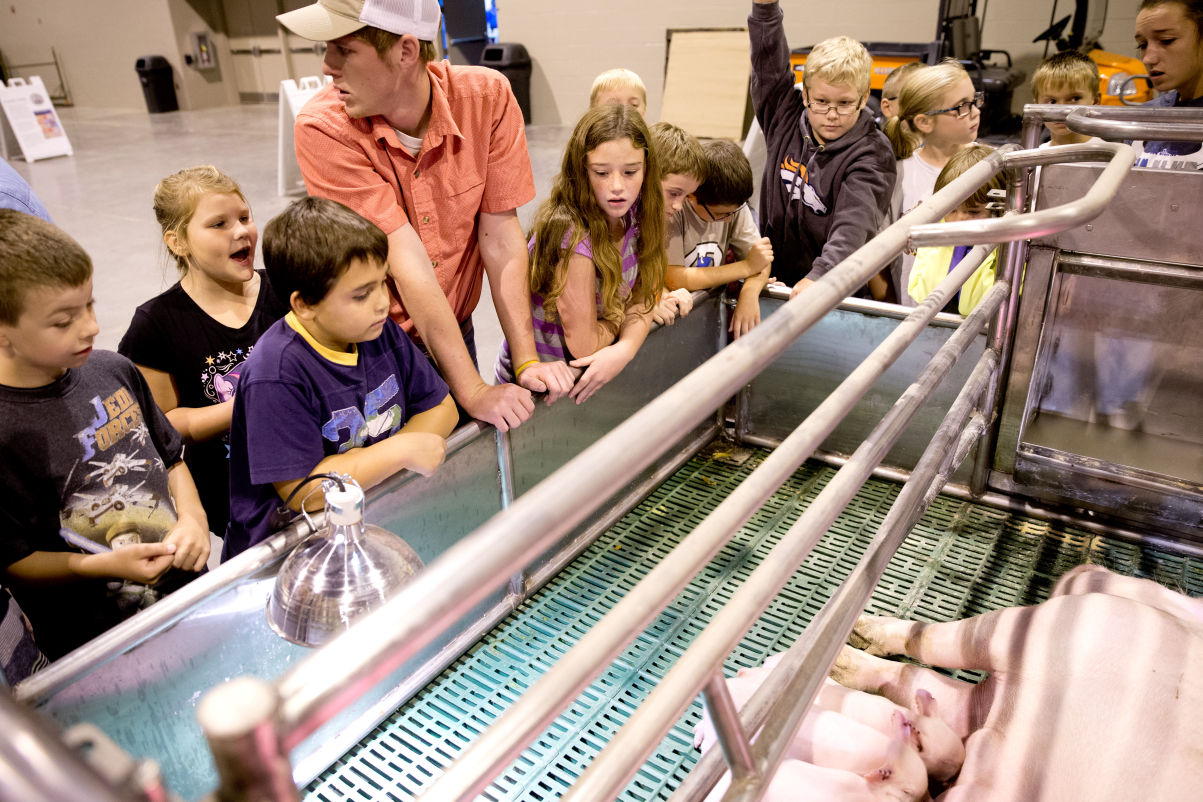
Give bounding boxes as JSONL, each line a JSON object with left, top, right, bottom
{"left": 197, "top": 677, "right": 298, "bottom": 802}
{"left": 701, "top": 670, "right": 756, "bottom": 780}
{"left": 972, "top": 114, "right": 1040, "bottom": 496}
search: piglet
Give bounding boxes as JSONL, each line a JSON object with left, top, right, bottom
{"left": 702, "top": 716, "right": 930, "bottom": 802}
{"left": 694, "top": 673, "right": 929, "bottom": 797}
{"left": 735, "top": 654, "right": 964, "bottom": 781}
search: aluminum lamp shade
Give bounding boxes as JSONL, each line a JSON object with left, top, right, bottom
{"left": 267, "top": 484, "right": 424, "bottom": 647}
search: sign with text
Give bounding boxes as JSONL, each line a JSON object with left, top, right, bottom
{"left": 0, "top": 76, "right": 73, "bottom": 162}
{"left": 278, "top": 75, "right": 330, "bottom": 196}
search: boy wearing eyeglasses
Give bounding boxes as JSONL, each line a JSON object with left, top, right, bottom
{"left": 666, "top": 139, "right": 775, "bottom": 340}
{"left": 748, "top": 0, "right": 896, "bottom": 300}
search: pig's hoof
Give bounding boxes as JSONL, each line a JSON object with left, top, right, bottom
{"left": 829, "top": 645, "right": 859, "bottom": 685}
{"left": 850, "top": 615, "right": 894, "bottom": 656}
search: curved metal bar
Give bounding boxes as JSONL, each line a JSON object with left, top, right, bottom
{"left": 1021, "top": 102, "right": 1203, "bottom": 138}
{"left": 1066, "top": 104, "right": 1203, "bottom": 141}
{"left": 908, "top": 142, "right": 1135, "bottom": 248}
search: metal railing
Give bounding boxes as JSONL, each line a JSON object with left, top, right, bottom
{"left": 184, "top": 138, "right": 1137, "bottom": 801}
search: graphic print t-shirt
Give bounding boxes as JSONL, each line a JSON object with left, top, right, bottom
{"left": 0, "top": 351, "right": 184, "bottom": 657}
{"left": 224, "top": 314, "right": 449, "bottom": 558}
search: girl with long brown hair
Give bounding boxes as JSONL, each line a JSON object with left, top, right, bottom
{"left": 496, "top": 104, "right": 666, "bottom": 403}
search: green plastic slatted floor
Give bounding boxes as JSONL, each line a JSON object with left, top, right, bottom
{"left": 305, "top": 445, "right": 1203, "bottom": 801}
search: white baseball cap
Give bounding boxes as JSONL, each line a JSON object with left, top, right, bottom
{"left": 277, "top": 0, "right": 442, "bottom": 42}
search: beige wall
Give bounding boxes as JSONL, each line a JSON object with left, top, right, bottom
{"left": 168, "top": 0, "right": 242, "bottom": 108}
{"left": 0, "top": 0, "right": 240, "bottom": 110}
{"left": 1, "top": 0, "right": 179, "bottom": 109}
{"left": 0, "top": 0, "right": 1146, "bottom": 113}
{"left": 501, "top": 0, "right": 1145, "bottom": 126}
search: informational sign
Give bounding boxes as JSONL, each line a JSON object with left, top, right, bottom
{"left": 0, "top": 76, "right": 73, "bottom": 162}
{"left": 277, "top": 75, "right": 330, "bottom": 196}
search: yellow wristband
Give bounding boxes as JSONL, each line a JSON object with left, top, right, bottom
{"left": 514, "top": 359, "right": 539, "bottom": 380}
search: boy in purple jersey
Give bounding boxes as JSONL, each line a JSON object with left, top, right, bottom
{"left": 223, "top": 198, "right": 457, "bottom": 560}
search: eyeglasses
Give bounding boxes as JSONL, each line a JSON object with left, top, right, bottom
{"left": 926, "top": 91, "right": 985, "bottom": 119}
{"left": 806, "top": 99, "right": 861, "bottom": 116}
{"left": 700, "top": 201, "right": 746, "bottom": 222}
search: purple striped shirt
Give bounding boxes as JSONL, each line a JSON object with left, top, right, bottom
{"left": 496, "top": 214, "right": 641, "bottom": 382}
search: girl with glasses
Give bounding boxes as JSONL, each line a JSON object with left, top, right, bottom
{"left": 884, "top": 61, "right": 980, "bottom": 305}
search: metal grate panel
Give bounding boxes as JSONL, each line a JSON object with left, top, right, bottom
{"left": 306, "top": 447, "right": 1203, "bottom": 801}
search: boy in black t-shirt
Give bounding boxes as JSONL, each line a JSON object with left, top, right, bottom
{"left": 0, "top": 210, "right": 209, "bottom": 661}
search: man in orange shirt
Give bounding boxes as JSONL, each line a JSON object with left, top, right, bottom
{"left": 278, "top": 0, "right": 573, "bottom": 431}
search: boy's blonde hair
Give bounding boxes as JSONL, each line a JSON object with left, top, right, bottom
{"left": 589, "top": 68, "right": 647, "bottom": 107}
{"left": 934, "top": 143, "right": 1003, "bottom": 207}
{"left": 0, "top": 210, "right": 92, "bottom": 325}
{"left": 884, "top": 60, "right": 970, "bottom": 159}
{"left": 882, "top": 61, "right": 924, "bottom": 100}
{"left": 649, "top": 122, "right": 706, "bottom": 184}
{"left": 154, "top": 166, "right": 248, "bottom": 274}
{"left": 1031, "top": 50, "right": 1101, "bottom": 101}
{"left": 802, "top": 36, "right": 873, "bottom": 95}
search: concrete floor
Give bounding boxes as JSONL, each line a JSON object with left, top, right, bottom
{"left": 5, "top": 103, "right": 572, "bottom": 382}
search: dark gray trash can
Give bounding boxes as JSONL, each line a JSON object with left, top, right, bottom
{"left": 481, "top": 43, "right": 531, "bottom": 123}
{"left": 135, "top": 55, "right": 178, "bottom": 114}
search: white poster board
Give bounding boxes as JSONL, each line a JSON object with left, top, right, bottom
{"left": 278, "top": 75, "right": 330, "bottom": 196}
{"left": 0, "top": 77, "right": 73, "bottom": 162}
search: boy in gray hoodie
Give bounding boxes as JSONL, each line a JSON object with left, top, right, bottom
{"left": 748, "top": 0, "right": 896, "bottom": 299}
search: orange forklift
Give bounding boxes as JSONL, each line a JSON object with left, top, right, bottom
{"left": 789, "top": 0, "right": 1150, "bottom": 135}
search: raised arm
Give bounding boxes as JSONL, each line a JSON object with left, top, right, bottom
{"left": 477, "top": 210, "right": 574, "bottom": 403}
{"left": 748, "top": 0, "right": 800, "bottom": 132}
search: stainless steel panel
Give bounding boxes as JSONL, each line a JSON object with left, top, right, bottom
{"left": 993, "top": 246, "right": 1058, "bottom": 474}
{"left": 1013, "top": 449, "right": 1203, "bottom": 538}
{"left": 509, "top": 294, "right": 723, "bottom": 577}
{"left": 1025, "top": 265, "right": 1203, "bottom": 467}
{"left": 745, "top": 298, "right": 987, "bottom": 481}
{"left": 993, "top": 227, "right": 1203, "bottom": 537}
{"left": 1034, "top": 163, "right": 1203, "bottom": 267}
{"left": 508, "top": 294, "right": 723, "bottom": 498}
